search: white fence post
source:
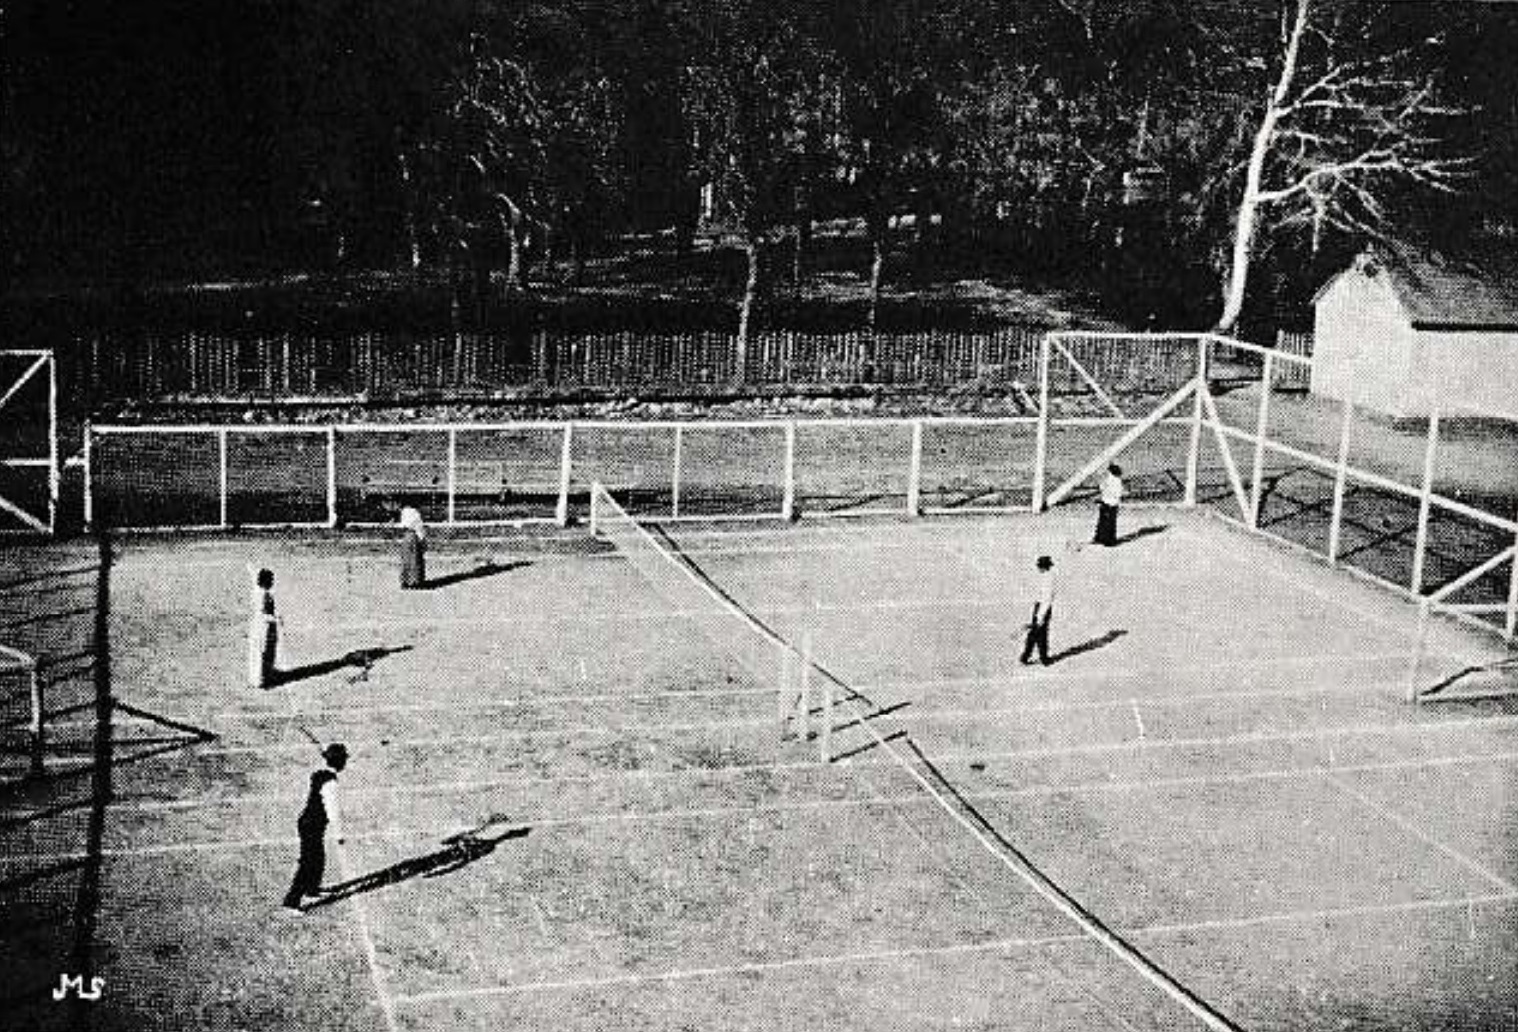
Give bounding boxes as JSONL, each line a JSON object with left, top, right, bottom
{"left": 1032, "top": 333, "right": 1051, "bottom": 511}
{"left": 1409, "top": 407, "right": 1440, "bottom": 594}
{"left": 555, "top": 424, "right": 574, "bottom": 527}
{"left": 782, "top": 421, "right": 797, "bottom": 521}
{"left": 82, "top": 423, "right": 94, "bottom": 531}
{"left": 1184, "top": 336, "right": 1207, "bottom": 506}
{"left": 446, "top": 427, "right": 458, "bottom": 526}
{"left": 1507, "top": 510, "right": 1518, "bottom": 640}
{"left": 218, "top": 428, "right": 230, "bottom": 529}
{"left": 1249, "top": 353, "right": 1273, "bottom": 530}
{"left": 325, "top": 428, "right": 338, "bottom": 527}
{"left": 906, "top": 419, "right": 923, "bottom": 517}
{"left": 671, "top": 424, "right": 683, "bottom": 519}
{"left": 48, "top": 351, "right": 58, "bottom": 534}
{"left": 1327, "top": 398, "right": 1354, "bottom": 563}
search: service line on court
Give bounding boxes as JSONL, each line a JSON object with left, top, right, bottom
{"left": 186, "top": 645, "right": 1421, "bottom": 725}
{"left": 385, "top": 891, "right": 1518, "bottom": 1007}
{"left": 103, "top": 666, "right": 1481, "bottom": 767}
{"left": 1326, "top": 775, "right": 1518, "bottom": 896}
{"left": 14, "top": 745, "right": 1518, "bottom": 862}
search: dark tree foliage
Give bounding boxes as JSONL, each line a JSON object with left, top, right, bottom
{"left": 3, "top": 0, "right": 1515, "bottom": 331}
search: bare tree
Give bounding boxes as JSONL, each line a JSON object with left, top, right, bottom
{"left": 1214, "top": 0, "right": 1466, "bottom": 334}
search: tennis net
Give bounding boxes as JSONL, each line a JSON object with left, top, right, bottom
{"left": 586, "top": 480, "right": 1239, "bottom": 1031}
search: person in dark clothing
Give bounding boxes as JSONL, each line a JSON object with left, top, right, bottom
{"left": 283, "top": 743, "right": 348, "bottom": 910}
{"left": 248, "top": 567, "right": 281, "bottom": 689}
{"left": 1020, "top": 555, "right": 1056, "bottom": 666}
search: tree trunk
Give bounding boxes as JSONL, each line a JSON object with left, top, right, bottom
{"left": 1215, "top": 0, "right": 1310, "bottom": 335}
{"left": 735, "top": 235, "right": 761, "bottom": 385}
{"left": 398, "top": 151, "right": 420, "bottom": 271}
{"left": 865, "top": 215, "right": 887, "bottom": 337}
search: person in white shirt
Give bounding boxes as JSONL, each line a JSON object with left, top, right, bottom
{"left": 1020, "top": 555, "right": 1056, "bottom": 666}
{"left": 283, "top": 742, "right": 348, "bottom": 910}
{"left": 1094, "top": 463, "right": 1124, "bottom": 547}
{"left": 399, "top": 505, "right": 427, "bottom": 589}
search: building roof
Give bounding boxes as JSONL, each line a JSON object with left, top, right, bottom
{"left": 1327, "top": 245, "right": 1518, "bottom": 331}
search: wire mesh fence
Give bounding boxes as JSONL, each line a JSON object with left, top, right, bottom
{"left": 80, "top": 330, "right": 1518, "bottom": 647}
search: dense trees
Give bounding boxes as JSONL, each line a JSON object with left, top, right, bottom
{"left": 5, "top": 0, "right": 1514, "bottom": 333}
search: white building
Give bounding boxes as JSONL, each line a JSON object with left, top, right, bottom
{"left": 1312, "top": 248, "right": 1518, "bottom": 419}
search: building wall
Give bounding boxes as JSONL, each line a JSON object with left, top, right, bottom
{"left": 1421, "top": 330, "right": 1518, "bottom": 419}
{"left": 1312, "top": 267, "right": 1415, "bottom": 415}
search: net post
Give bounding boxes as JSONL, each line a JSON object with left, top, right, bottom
{"left": 1249, "top": 352, "right": 1273, "bottom": 530}
{"left": 1409, "top": 406, "right": 1440, "bottom": 594}
{"left": 1032, "top": 333, "right": 1051, "bottom": 511}
{"left": 588, "top": 480, "right": 602, "bottom": 539}
{"left": 48, "top": 350, "right": 58, "bottom": 534}
{"left": 1327, "top": 397, "right": 1354, "bottom": 564}
{"left": 1507, "top": 505, "right": 1518, "bottom": 641}
{"left": 217, "top": 427, "right": 230, "bottom": 529}
{"left": 798, "top": 633, "right": 812, "bottom": 741}
{"left": 781, "top": 421, "right": 797, "bottom": 521}
{"left": 28, "top": 662, "right": 43, "bottom": 778}
{"left": 83, "top": 422, "right": 94, "bottom": 532}
{"left": 671, "top": 424, "right": 683, "bottom": 519}
{"left": 556, "top": 424, "right": 574, "bottom": 527}
{"left": 906, "top": 418, "right": 923, "bottom": 518}
{"left": 446, "top": 427, "right": 459, "bottom": 525}
{"left": 1184, "top": 336, "right": 1207, "bottom": 507}
{"left": 777, "top": 643, "right": 794, "bottom": 734}
{"left": 1407, "top": 597, "right": 1431, "bottom": 704}
{"left": 818, "top": 674, "right": 832, "bottom": 762}
{"left": 325, "top": 427, "right": 338, "bottom": 528}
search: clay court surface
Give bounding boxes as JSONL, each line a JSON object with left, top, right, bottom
{"left": 3, "top": 510, "right": 1517, "bottom": 1031}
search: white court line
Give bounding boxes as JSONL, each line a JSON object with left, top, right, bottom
{"left": 1326, "top": 775, "right": 1518, "bottom": 896}
{"left": 1175, "top": 523, "right": 1421, "bottom": 639}
{"left": 387, "top": 891, "right": 1518, "bottom": 1006}
{"left": 14, "top": 745, "right": 1518, "bottom": 861}
{"left": 107, "top": 675, "right": 1507, "bottom": 765}
{"left": 42, "top": 697, "right": 1518, "bottom": 819}
{"left": 333, "top": 838, "right": 403, "bottom": 1032}
{"left": 180, "top": 646, "right": 1415, "bottom": 724}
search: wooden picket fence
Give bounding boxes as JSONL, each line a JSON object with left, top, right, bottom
{"left": 64, "top": 326, "right": 1048, "bottom": 403}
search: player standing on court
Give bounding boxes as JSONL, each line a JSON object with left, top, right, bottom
{"left": 1020, "top": 555, "right": 1056, "bottom": 666}
{"left": 247, "top": 567, "right": 281, "bottom": 689}
{"left": 399, "top": 505, "right": 427, "bottom": 589}
{"left": 283, "top": 742, "right": 348, "bottom": 910}
{"left": 1094, "top": 463, "right": 1123, "bottom": 546}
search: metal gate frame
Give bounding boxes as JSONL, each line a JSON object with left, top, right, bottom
{"left": 0, "top": 350, "right": 59, "bottom": 535}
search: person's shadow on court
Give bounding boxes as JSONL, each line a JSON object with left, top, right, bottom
{"left": 418, "top": 559, "right": 530, "bottom": 591}
{"left": 305, "top": 820, "right": 530, "bottom": 910}
{"left": 269, "top": 646, "right": 414, "bottom": 689}
{"left": 1111, "top": 524, "right": 1169, "bottom": 547}
{"left": 1047, "top": 629, "right": 1128, "bottom": 666}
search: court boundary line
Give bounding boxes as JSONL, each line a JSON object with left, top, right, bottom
{"left": 17, "top": 745, "right": 1518, "bottom": 877}
{"left": 385, "top": 890, "right": 1518, "bottom": 1007}
{"left": 179, "top": 645, "right": 1424, "bottom": 724}
{"left": 90, "top": 686, "right": 1518, "bottom": 764}
{"left": 25, "top": 705, "right": 1518, "bottom": 821}
{"left": 1325, "top": 774, "right": 1518, "bottom": 896}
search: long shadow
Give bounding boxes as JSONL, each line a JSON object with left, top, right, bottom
{"left": 269, "top": 645, "right": 413, "bottom": 688}
{"left": 419, "top": 559, "right": 529, "bottom": 591}
{"left": 1417, "top": 657, "right": 1518, "bottom": 702}
{"left": 1110, "top": 524, "right": 1169, "bottom": 546}
{"left": 305, "top": 821, "right": 530, "bottom": 910}
{"left": 1047, "top": 629, "right": 1128, "bottom": 666}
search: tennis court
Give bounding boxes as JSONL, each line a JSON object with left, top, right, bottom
{"left": 3, "top": 501, "right": 1516, "bottom": 1031}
